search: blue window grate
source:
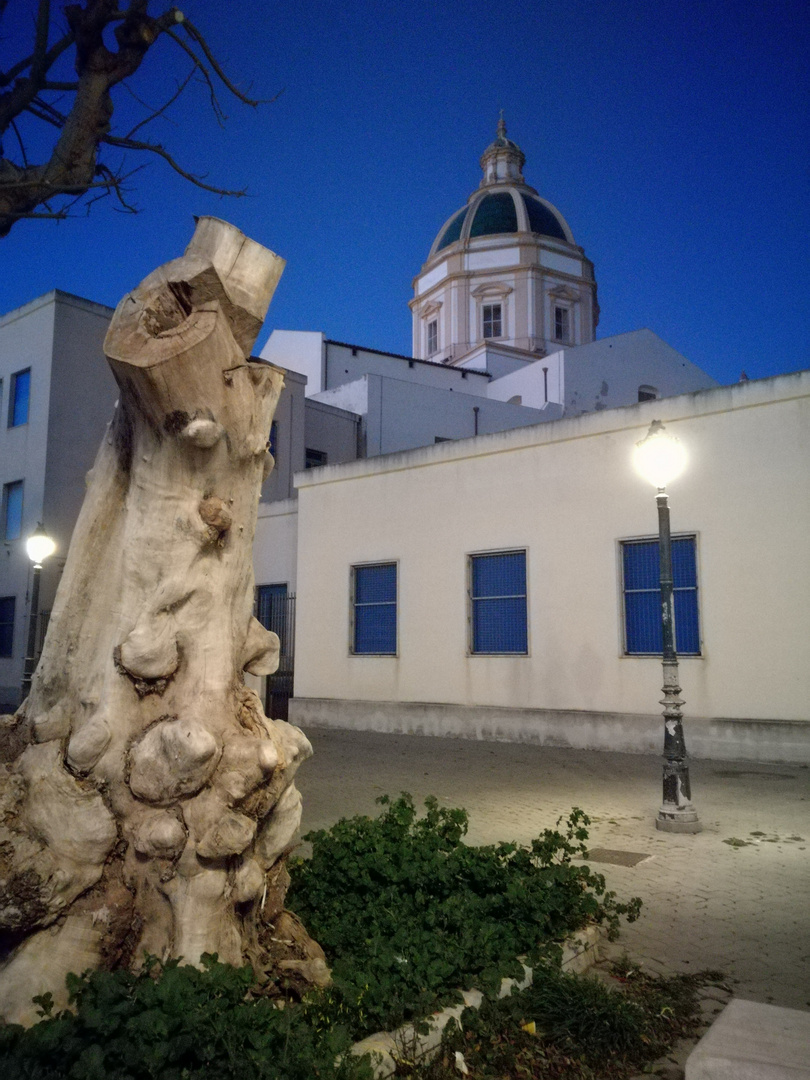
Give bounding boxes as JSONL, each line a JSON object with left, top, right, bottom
{"left": 353, "top": 563, "right": 397, "bottom": 654}
{"left": 9, "top": 369, "right": 30, "bottom": 428}
{"left": 470, "top": 551, "right": 527, "bottom": 654}
{"left": 622, "top": 537, "right": 700, "bottom": 655}
{"left": 3, "top": 480, "right": 23, "bottom": 542}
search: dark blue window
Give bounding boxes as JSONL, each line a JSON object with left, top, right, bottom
{"left": 0, "top": 596, "right": 14, "bottom": 657}
{"left": 353, "top": 563, "right": 396, "bottom": 654}
{"left": 470, "top": 551, "right": 527, "bottom": 654}
{"left": 9, "top": 369, "right": 30, "bottom": 427}
{"left": 622, "top": 537, "right": 700, "bottom": 655}
{"left": 3, "top": 481, "right": 23, "bottom": 541}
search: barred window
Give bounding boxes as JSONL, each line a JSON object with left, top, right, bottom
{"left": 469, "top": 550, "right": 527, "bottom": 654}
{"left": 352, "top": 563, "right": 397, "bottom": 655}
{"left": 255, "top": 583, "right": 289, "bottom": 654}
{"left": 621, "top": 536, "right": 700, "bottom": 655}
{"left": 0, "top": 596, "right": 14, "bottom": 657}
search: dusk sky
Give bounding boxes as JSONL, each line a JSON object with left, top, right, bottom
{"left": 2, "top": 0, "right": 808, "bottom": 387}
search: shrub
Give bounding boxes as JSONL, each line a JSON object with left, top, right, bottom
{"left": 0, "top": 955, "right": 373, "bottom": 1080}
{"left": 288, "top": 795, "right": 641, "bottom": 1036}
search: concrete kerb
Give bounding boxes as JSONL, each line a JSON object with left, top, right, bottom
{"left": 348, "top": 925, "right": 604, "bottom": 1078}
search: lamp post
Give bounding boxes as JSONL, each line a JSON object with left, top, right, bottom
{"left": 633, "top": 421, "right": 701, "bottom": 833}
{"left": 21, "top": 523, "right": 56, "bottom": 701}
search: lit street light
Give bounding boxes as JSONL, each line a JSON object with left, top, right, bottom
{"left": 21, "top": 523, "right": 56, "bottom": 701}
{"left": 633, "top": 421, "right": 701, "bottom": 833}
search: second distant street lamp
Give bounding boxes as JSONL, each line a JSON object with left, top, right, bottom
{"left": 632, "top": 421, "right": 701, "bottom": 834}
{"left": 21, "top": 523, "right": 56, "bottom": 701}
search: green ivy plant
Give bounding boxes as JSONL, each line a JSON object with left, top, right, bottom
{"left": 0, "top": 955, "right": 373, "bottom": 1080}
{"left": 288, "top": 794, "right": 641, "bottom": 1037}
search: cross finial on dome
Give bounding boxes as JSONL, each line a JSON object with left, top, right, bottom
{"left": 497, "top": 110, "right": 507, "bottom": 139}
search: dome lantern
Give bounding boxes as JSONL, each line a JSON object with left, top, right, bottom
{"left": 479, "top": 115, "right": 526, "bottom": 186}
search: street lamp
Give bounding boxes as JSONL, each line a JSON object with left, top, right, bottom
{"left": 21, "top": 523, "right": 56, "bottom": 701}
{"left": 633, "top": 421, "right": 701, "bottom": 833}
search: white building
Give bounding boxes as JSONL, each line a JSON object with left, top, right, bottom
{"left": 284, "top": 371, "right": 810, "bottom": 763}
{"left": 0, "top": 292, "right": 118, "bottom": 709}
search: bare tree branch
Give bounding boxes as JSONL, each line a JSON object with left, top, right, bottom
{"left": 124, "top": 63, "right": 196, "bottom": 139}
{"left": 102, "top": 131, "right": 247, "bottom": 196}
{"left": 0, "top": 1, "right": 269, "bottom": 237}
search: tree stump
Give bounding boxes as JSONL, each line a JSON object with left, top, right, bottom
{"left": 0, "top": 218, "right": 325, "bottom": 1025}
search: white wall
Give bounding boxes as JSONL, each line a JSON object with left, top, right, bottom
{"left": 260, "top": 330, "right": 325, "bottom": 395}
{"left": 254, "top": 499, "right": 299, "bottom": 593}
{"left": 290, "top": 372, "right": 810, "bottom": 745}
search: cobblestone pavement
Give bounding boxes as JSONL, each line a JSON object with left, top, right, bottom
{"left": 295, "top": 727, "right": 810, "bottom": 1013}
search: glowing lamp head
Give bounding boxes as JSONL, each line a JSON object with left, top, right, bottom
{"left": 633, "top": 421, "right": 687, "bottom": 489}
{"left": 26, "top": 525, "right": 56, "bottom": 567}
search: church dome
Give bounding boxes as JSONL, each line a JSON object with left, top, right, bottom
{"left": 428, "top": 119, "right": 575, "bottom": 258}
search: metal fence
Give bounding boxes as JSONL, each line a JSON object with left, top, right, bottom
{"left": 255, "top": 590, "right": 296, "bottom": 721}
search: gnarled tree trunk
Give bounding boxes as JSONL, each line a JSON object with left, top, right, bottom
{"left": 0, "top": 218, "right": 323, "bottom": 1025}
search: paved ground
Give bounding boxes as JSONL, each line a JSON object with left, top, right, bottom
{"left": 295, "top": 727, "right": 810, "bottom": 1013}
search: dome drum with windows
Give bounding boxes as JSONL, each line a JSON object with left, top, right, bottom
{"left": 411, "top": 119, "right": 598, "bottom": 363}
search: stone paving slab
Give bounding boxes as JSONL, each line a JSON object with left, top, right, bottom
{"left": 296, "top": 727, "right": 810, "bottom": 1011}
{"left": 684, "top": 998, "right": 810, "bottom": 1079}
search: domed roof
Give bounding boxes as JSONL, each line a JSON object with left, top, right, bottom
{"left": 428, "top": 119, "right": 574, "bottom": 258}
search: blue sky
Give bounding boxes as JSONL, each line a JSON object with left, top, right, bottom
{"left": 2, "top": 0, "right": 808, "bottom": 385}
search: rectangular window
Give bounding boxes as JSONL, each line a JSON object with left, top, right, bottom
{"left": 352, "top": 563, "right": 397, "bottom": 654}
{"left": 2, "top": 480, "right": 23, "bottom": 542}
{"left": 554, "top": 306, "right": 569, "bottom": 343}
{"left": 305, "top": 447, "right": 327, "bottom": 469}
{"left": 256, "top": 582, "right": 289, "bottom": 653}
{"left": 8, "top": 368, "right": 31, "bottom": 427}
{"left": 426, "top": 319, "right": 438, "bottom": 356}
{"left": 622, "top": 536, "right": 700, "bottom": 655}
{"left": 482, "top": 304, "right": 502, "bottom": 339}
{"left": 469, "top": 550, "right": 528, "bottom": 654}
{"left": 0, "top": 596, "right": 14, "bottom": 657}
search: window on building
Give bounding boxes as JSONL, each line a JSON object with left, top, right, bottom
{"left": 482, "top": 304, "right": 502, "bottom": 339}
{"left": 8, "top": 368, "right": 31, "bottom": 427}
{"left": 469, "top": 550, "right": 528, "bottom": 654}
{"left": 621, "top": 536, "right": 700, "bottom": 655}
{"left": 305, "top": 448, "right": 327, "bottom": 469}
{"left": 553, "top": 306, "right": 570, "bottom": 344}
{"left": 352, "top": 562, "right": 397, "bottom": 655}
{"left": 2, "top": 481, "right": 23, "bottom": 542}
{"left": 255, "top": 582, "right": 289, "bottom": 654}
{"left": 0, "top": 596, "right": 14, "bottom": 657}
{"left": 638, "top": 385, "right": 658, "bottom": 402}
{"left": 426, "top": 319, "right": 438, "bottom": 357}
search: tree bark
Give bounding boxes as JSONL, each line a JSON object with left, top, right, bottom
{"left": 0, "top": 217, "right": 324, "bottom": 1025}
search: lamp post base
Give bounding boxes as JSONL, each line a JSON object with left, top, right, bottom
{"left": 656, "top": 807, "right": 702, "bottom": 834}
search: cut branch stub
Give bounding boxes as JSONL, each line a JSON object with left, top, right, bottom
{"left": 0, "top": 219, "right": 322, "bottom": 1026}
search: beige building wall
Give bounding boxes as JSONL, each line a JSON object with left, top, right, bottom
{"left": 290, "top": 371, "right": 810, "bottom": 759}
